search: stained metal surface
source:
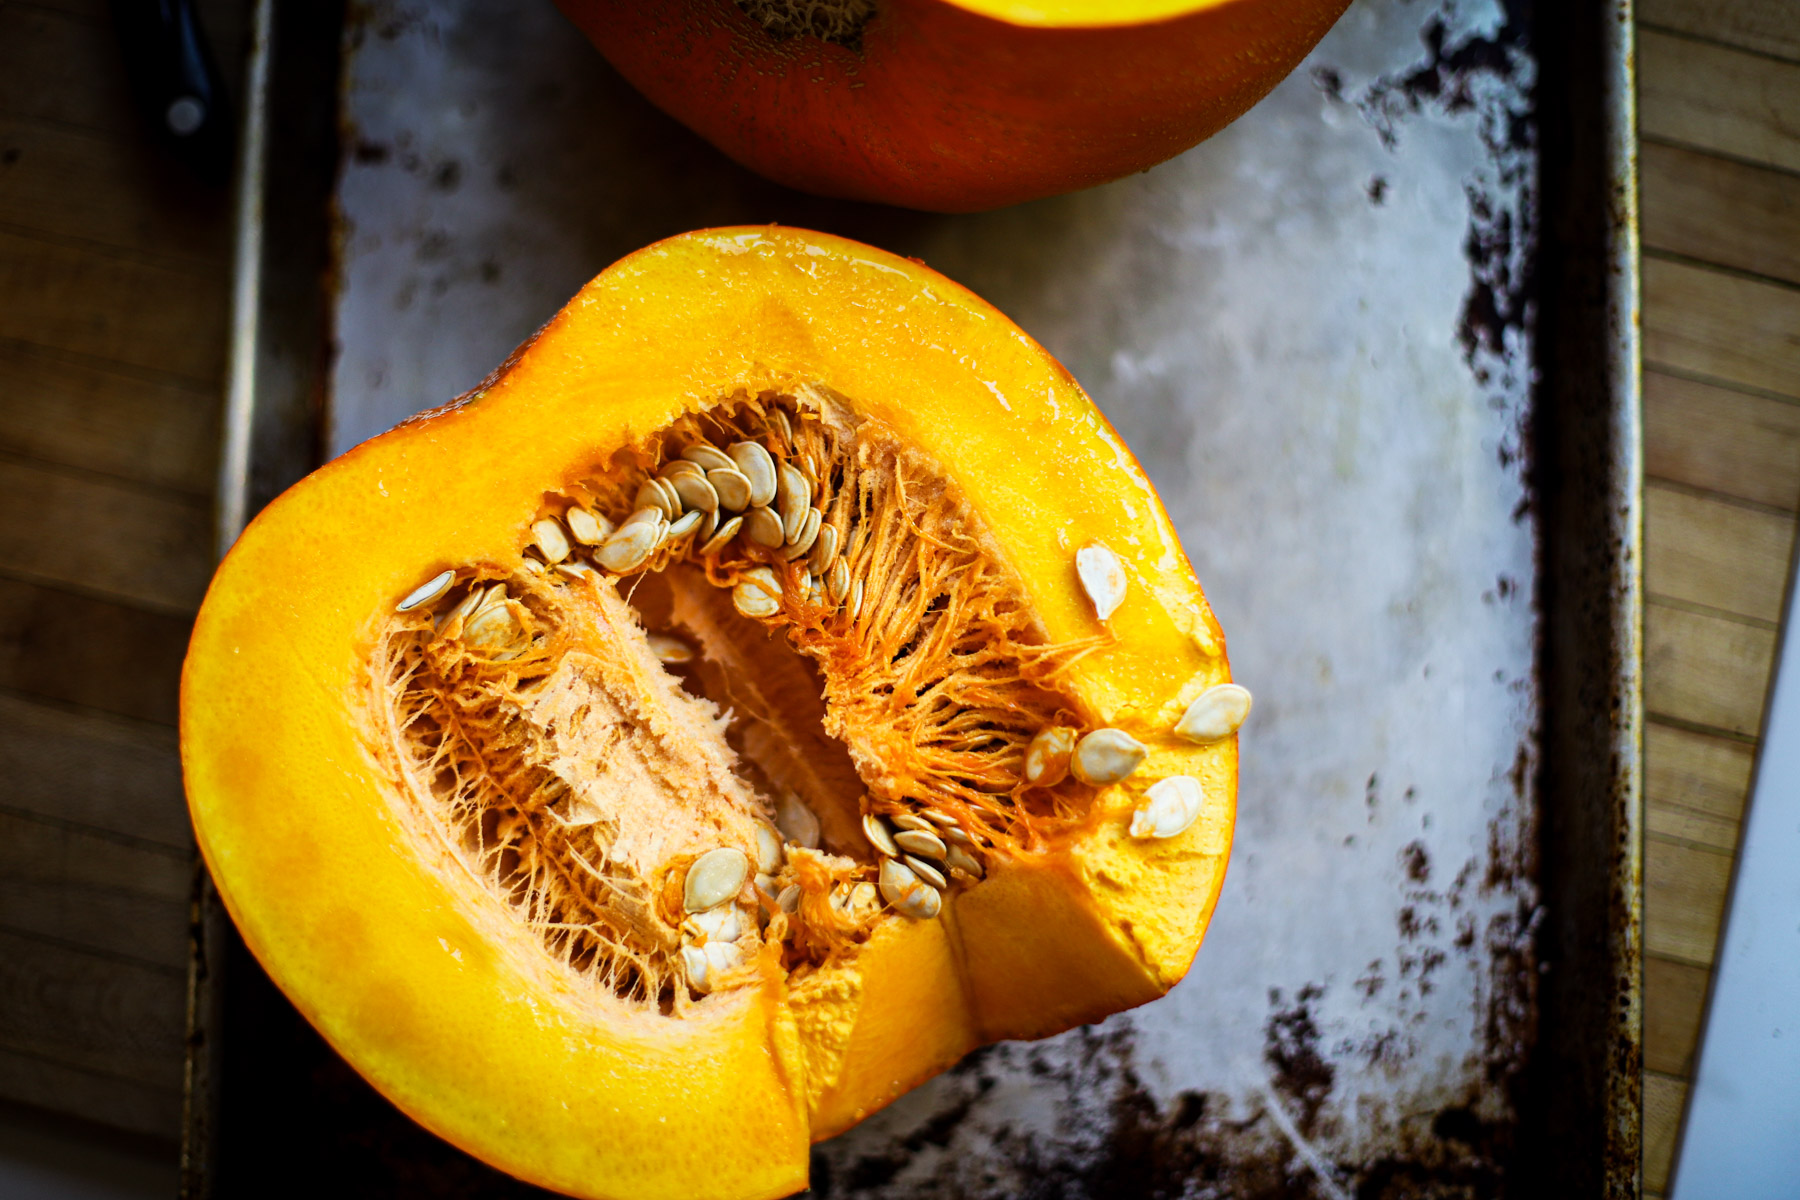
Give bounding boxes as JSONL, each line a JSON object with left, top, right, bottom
{"left": 189, "top": 0, "right": 1642, "bottom": 1193}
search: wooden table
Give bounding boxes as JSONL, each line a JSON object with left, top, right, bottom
{"left": 0, "top": 0, "right": 1795, "bottom": 1192}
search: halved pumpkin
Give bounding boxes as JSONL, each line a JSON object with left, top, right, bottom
{"left": 182, "top": 226, "right": 1244, "bottom": 1200}
{"left": 556, "top": 0, "right": 1351, "bottom": 212}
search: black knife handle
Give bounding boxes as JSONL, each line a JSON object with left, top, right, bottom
{"left": 111, "top": 0, "right": 233, "bottom": 183}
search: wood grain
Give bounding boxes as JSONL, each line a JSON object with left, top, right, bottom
{"left": 1644, "top": 370, "right": 1800, "bottom": 512}
{"left": 1646, "top": 722, "right": 1754, "bottom": 823}
{"left": 1645, "top": 837, "right": 1736, "bottom": 966}
{"left": 0, "top": 227, "right": 226, "bottom": 385}
{"left": 1640, "top": 141, "right": 1800, "bottom": 286}
{"left": 0, "top": 1048, "right": 180, "bottom": 1143}
{"left": 1639, "top": 0, "right": 1800, "bottom": 65}
{"left": 1639, "top": 28, "right": 1800, "bottom": 173}
{"left": 0, "top": 5, "right": 137, "bottom": 141}
{"left": 0, "top": 810, "right": 189, "bottom": 968}
{"left": 0, "top": 929, "right": 185, "bottom": 1090}
{"left": 0, "top": 339, "right": 217, "bottom": 495}
{"left": 1645, "top": 601, "right": 1780, "bottom": 736}
{"left": 0, "top": 691, "right": 187, "bottom": 848}
{"left": 1644, "top": 1070, "right": 1688, "bottom": 1194}
{"left": 0, "top": 457, "right": 211, "bottom": 614}
{"left": 1644, "top": 483, "right": 1797, "bottom": 622}
{"left": 0, "top": 577, "right": 193, "bottom": 726}
{"left": 1645, "top": 955, "right": 1711, "bottom": 1077}
{"left": 1643, "top": 257, "right": 1800, "bottom": 400}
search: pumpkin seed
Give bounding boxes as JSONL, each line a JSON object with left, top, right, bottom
{"left": 783, "top": 508, "right": 821, "bottom": 560}
{"left": 944, "top": 845, "right": 984, "bottom": 879}
{"left": 621, "top": 504, "right": 666, "bottom": 531}
{"left": 658, "top": 459, "right": 706, "bottom": 483}
{"left": 697, "top": 508, "right": 720, "bottom": 543}
{"left": 940, "top": 825, "right": 974, "bottom": 848}
{"left": 708, "top": 466, "right": 754, "bottom": 512}
{"left": 775, "top": 792, "right": 821, "bottom": 848}
{"left": 1070, "top": 728, "right": 1147, "bottom": 785}
{"left": 862, "top": 812, "right": 899, "bottom": 858}
{"left": 635, "top": 478, "right": 680, "bottom": 520}
{"left": 878, "top": 857, "right": 941, "bottom": 920}
{"left": 441, "top": 586, "right": 486, "bottom": 629}
{"left": 729, "top": 441, "right": 778, "bottom": 507}
{"left": 1173, "top": 683, "right": 1253, "bottom": 744}
{"left": 894, "top": 829, "right": 948, "bottom": 860}
{"left": 667, "top": 470, "right": 719, "bottom": 513}
{"left": 1130, "top": 775, "right": 1204, "bottom": 839}
{"left": 665, "top": 508, "right": 704, "bottom": 541}
{"left": 597, "top": 519, "right": 661, "bottom": 572}
{"left": 905, "top": 854, "right": 948, "bottom": 889}
{"left": 922, "top": 810, "right": 959, "bottom": 827}
{"left": 687, "top": 904, "right": 743, "bottom": 942}
{"left": 891, "top": 813, "right": 934, "bottom": 833}
{"left": 850, "top": 578, "right": 865, "bottom": 621}
{"left": 1024, "top": 726, "right": 1077, "bottom": 786}
{"left": 464, "top": 599, "right": 522, "bottom": 651}
{"left": 397, "top": 569, "right": 455, "bottom": 612}
{"left": 776, "top": 884, "right": 802, "bottom": 913}
{"left": 1075, "top": 542, "right": 1127, "bottom": 621}
{"left": 807, "top": 523, "right": 839, "bottom": 573}
{"left": 732, "top": 566, "right": 782, "bottom": 618}
{"left": 703, "top": 939, "right": 744, "bottom": 975}
{"left": 744, "top": 506, "right": 785, "bottom": 548}
{"left": 681, "top": 443, "right": 736, "bottom": 473}
{"left": 770, "top": 408, "right": 793, "bottom": 444}
{"left": 699, "top": 515, "right": 745, "bottom": 556}
{"left": 849, "top": 881, "right": 879, "bottom": 914}
{"left": 681, "top": 945, "right": 712, "bottom": 993}
{"left": 778, "top": 463, "right": 809, "bottom": 541}
{"left": 826, "top": 558, "right": 851, "bottom": 604}
{"left": 684, "top": 847, "right": 750, "bottom": 912}
{"left": 828, "top": 883, "right": 851, "bottom": 911}
{"left": 753, "top": 825, "right": 783, "bottom": 874}
{"left": 531, "top": 517, "right": 571, "bottom": 564}
{"left": 564, "top": 506, "right": 611, "bottom": 545}
{"left": 555, "top": 560, "right": 600, "bottom": 583}
{"left": 648, "top": 633, "right": 695, "bottom": 664}
{"left": 520, "top": 556, "right": 548, "bottom": 575}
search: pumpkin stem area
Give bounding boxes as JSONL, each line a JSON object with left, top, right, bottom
{"left": 366, "top": 389, "right": 1099, "bottom": 1014}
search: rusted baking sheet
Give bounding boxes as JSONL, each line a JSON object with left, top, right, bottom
{"left": 187, "top": 0, "right": 1640, "bottom": 1195}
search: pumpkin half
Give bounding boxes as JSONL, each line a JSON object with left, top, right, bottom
{"left": 556, "top": 0, "right": 1350, "bottom": 212}
{"left": 182, "top": 227, "right": 1244, "bottom": 1200}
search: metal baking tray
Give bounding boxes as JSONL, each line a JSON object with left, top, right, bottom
{"left": 183, "top": 0, "right": 1642, "bottom": 1194}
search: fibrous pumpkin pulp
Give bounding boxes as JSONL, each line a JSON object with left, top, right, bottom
{"left": 182, "top": 227, "right": 1247, "bottom": 1200}
{"left": 557, "top": 0, "right": 1350, "bottom": 212}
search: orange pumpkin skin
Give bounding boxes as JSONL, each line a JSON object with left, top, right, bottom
{"left": 183, "top": 227, "right": 1238, "bottom": 1199}
{"left": 556, "top": 0, "right": 1350, "bottom": 212}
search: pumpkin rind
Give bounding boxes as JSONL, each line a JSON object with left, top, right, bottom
{"left": 182, "top": 226, "right": 1236, "bottom": 1199}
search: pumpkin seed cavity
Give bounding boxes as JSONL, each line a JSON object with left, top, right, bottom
{"left": 367, "top": 388, "right": 1233, "bottom": 1014}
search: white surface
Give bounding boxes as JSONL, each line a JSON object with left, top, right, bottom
{"left": 1672, "top": 547, "right": 1800, "bottom": 1200}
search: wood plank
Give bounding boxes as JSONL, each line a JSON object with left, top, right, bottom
{"left": 1646, "top": 722, "right": 1754, "bottom": 826}
{"left": 0, "top": 810, "right": 189, "bottom": 967}
{"left": 1644, "top": 1070, "right": 1688, "bottom": 1195}
{"left": 1645, "top": 955, "right": 1711, "bottom": 1077}
{"left": 0, "top": 339, "right": 217, "bottom": 495}
{"left": 1645, "top": 601, "right": 1780, "bottom": 736}
{"left": 1644, "top": 483, "right": 1797, "bottom": 622}
{"left": 1639, "top": 28, "right": 1800, "bottom": 174}
{"left": 0, "top": 693, "right": 186, "bottom": 848}
{"left": 1640, "top": 141, "right": 1800, "bottom": 286}
{"left": 1639, "top": 0, "right": 1800, "bottom": 64}
{"left": 0, "top": 118, "right": 229, "bottom": 266}
{"left": 0, "top": 227, "right": 227, "bottom": 385}
{"left": 0, "top": 929, "right": 185, "bottom": 1089}
{"left": 0, "top": 457, "right": 211, "bottom": 614}
{"left": 1645, "top": 836, "right": 1735, "bottom": 965}
{"left": 0, "top": 4, "right": 137, "bottom": 140}
{"left": 1644, "top": 258, "right": 1800, "bottom": 401}
{"left": 1647, "top": 801, "right": 1742, "bottom": 854}
{"left": 0, "top": 1047, "right": 180, "bottom": 1142}
{"left": 1644, "top": 370, "right": 1800, "bottom": 512}
{"left": 0, "top": 576, "right": 193, "bottom": 726}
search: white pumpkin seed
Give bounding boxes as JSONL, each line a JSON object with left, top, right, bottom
{"left": 520, "top": 556, "right": 548, "bottom": 575}
{"left": 894, "top": 829, "right": 948, "bottom": 860}
{"left": 850, "top": 577, "right": 865, "bottom": 621}
{"left": 1075, "top": 542, "right": 1127, "bottom": 621}
{"left": 1173, "top": 683, "right": 1253, "bottom": 744}
{"left": 826, "top": 558, "right": 851, "bottom": 604}
{"left": 648, "top": 633, "right": 694, "bottom": 664}
{"left": 729, "top": 441, "right": 778, "bottom": 507}
{"left": 464, "top": 600, "right": 522, "bottom": 651}
{"left": 597, "top": 520, "right": 661, "bottom": 572}
{"left": 922, "top": 810, "right": 959, "bottom": 827}
{"left": 397, "top": 569, "right": 455, "bottom": 612}
{"left": 784, "top": 507, "right": 822, "bottom": 559}
{"left": 905, "top": 854, "right": 948, "bottom": 889}
{"left": 878, "top": 857, "right": 941, "bottom": 920}
{"left": 658, "top": 459, "right": 705, "bottom": 482}
{"left": 621, "top": 504, "right": 666, "bottom": 531}
{"left": 555, "top": 560, "right": 600, "bottom": 583}
{"left": 778, "top": 463, "right": 809, "bottom": 541}
{"left": 708, "top": 466, "right": 754, "bottom": 512}
{"left": 807, "top": 523, "right": 840, "bottom": 573}
{"left": 776, "top": 884, "right": 802, "bottom": 913}
{"left": 1070, "top": 728, "right": 1147, "bottom": 785}
{"left": 703, "top": 939, "right": 743, "bottom": 975}
{"left": 743, "top": 506, "right": 785, "bottom": 548}
{"left": 665, "top": 508, "right": 704, "bottom": 540}
{"left": 687, "top": 904, "right": 743, "bottom": 942}
{"left": 667, "top": 470, "right": 719, "bottom": 513}
{"left": 862, "top": 813, "right": 899, "bottom": 858}
{"left": 753, "top": 825, "right": 783, "bottom": 874}
{"left": 441, "top": 586, "right": 486, "bottom": 629}
{"left": 1130, "top": 775, "right": 1205, "bottom": 839}
{"left": 682, "top": 443, "right": 736, "bottom": 473}
{"left": 944, "top": 845, "right": 985, "bottom": 879}
{"left": 699, "top": 515, "right": 744, "bottom": 556}
{"left": 531, "top": 517, "right": 570, "bottom": 564}
{"left": 681, "top": 945, "right": 711, "bottom": 993}
{"left": 635, "top": 478, "right": 680, "bottom": 520}
{"left": 770, "top": 408, "right": 793, "bottom": 444}
{"left": 849, "top": 881, "right": 879, "bottom": 914}
{"left": 828, "top": 883, "right": 851, "bottom": 911}
{"left": 564, "top": 507, "right": 611, "bottom": 545}
{"left": 775, "top": 792, "right": 821, "bottom": 848}
{"left": 1024, "top": 726, "right": 1078, "bottom": 786}
{"left": 684, "top": 847, "right": 751, "bottom": 912}
{"left": 732, "top": 566, "right": 782, "bottom": 618}
{"left": 697, "top": 508, "right": 720, "bottom": 543}
{"left": 940, "top": 825, "right": 974, "bottom": 848}
{"left": 891, "top": 813, "right": 934, "bottom": 833}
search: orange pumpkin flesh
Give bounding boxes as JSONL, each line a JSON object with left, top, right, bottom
{"left": 556, "top": 0, "right": 1350, "bottom": 212}
{"left": 182, "top": 227, "right": 1239, "bottom": 1199}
